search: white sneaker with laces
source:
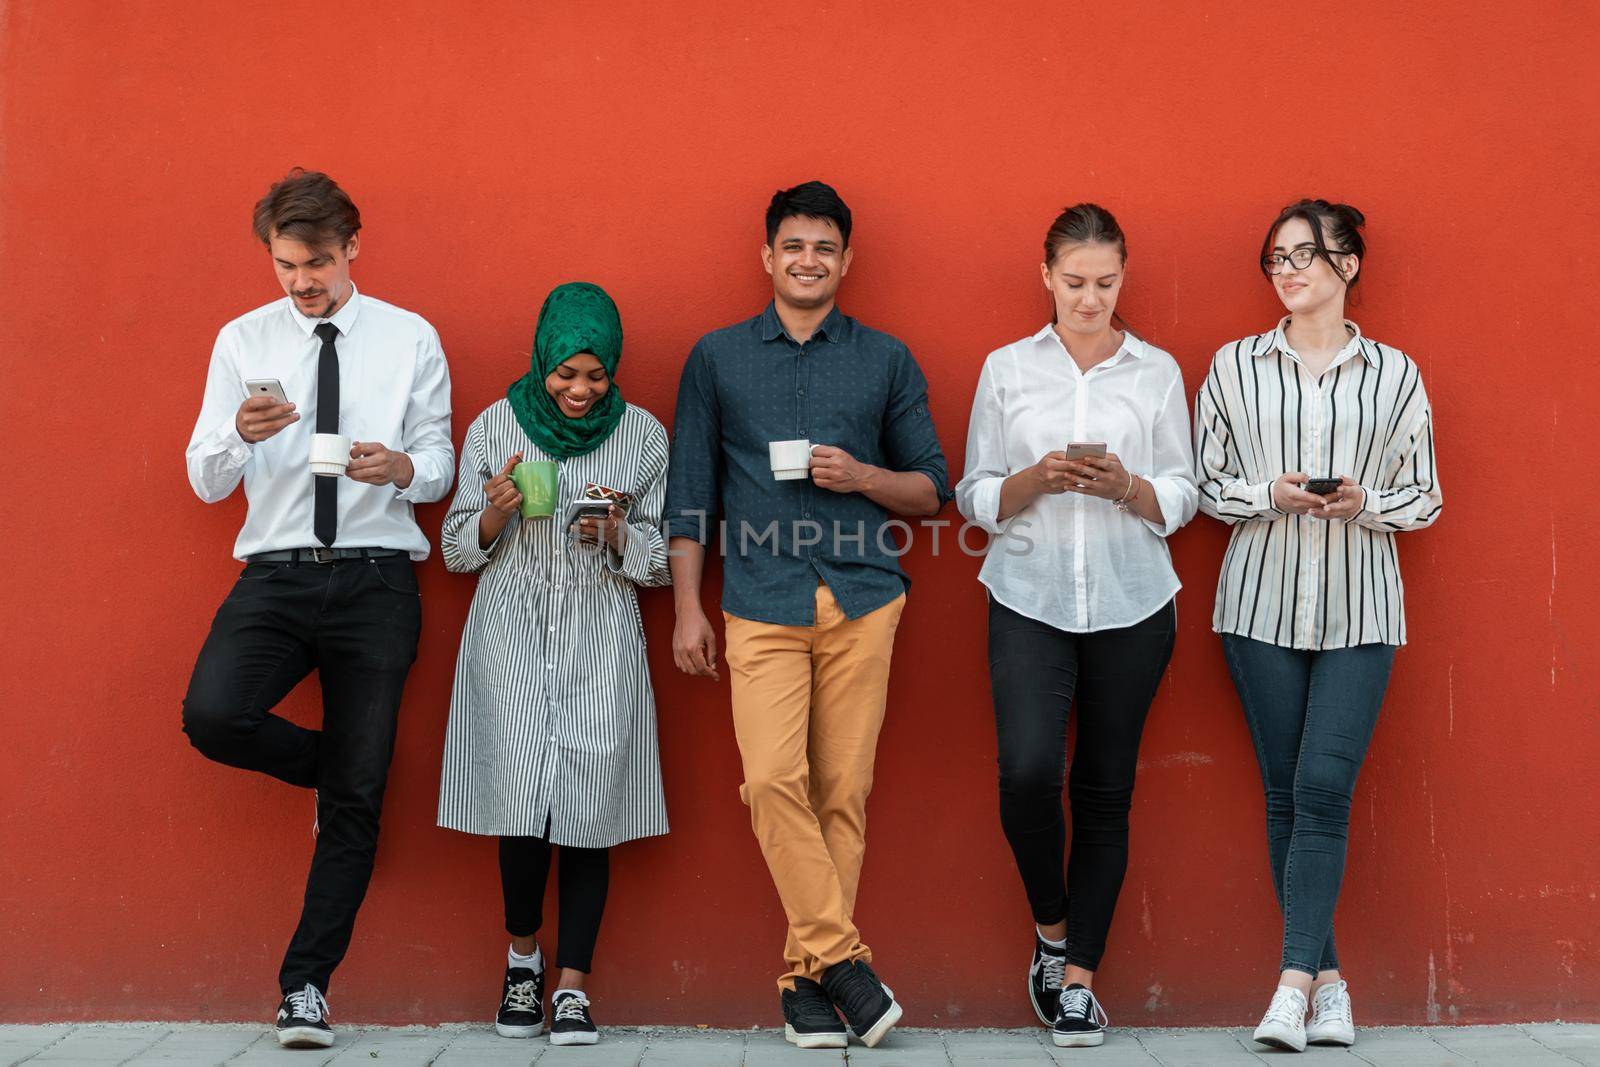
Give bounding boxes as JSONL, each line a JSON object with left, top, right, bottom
{"left": 1306, "top": 979, "right": 1355, "bottom": 1046}
{"left": 1252, "top": 985, "right": 1307, "bottom": 1052}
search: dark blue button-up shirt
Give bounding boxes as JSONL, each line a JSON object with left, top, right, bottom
{"left": 665, "top": 302, "right": 952, "bottom": 625}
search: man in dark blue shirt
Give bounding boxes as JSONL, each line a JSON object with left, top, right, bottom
{"left": 665, "top": 181, "right": 950, "bottom": 1049}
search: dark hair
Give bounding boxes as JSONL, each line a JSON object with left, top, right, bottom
{"left": 1043, "top": 202, "right": 1126, "bottom": 267}
{"left": 765, "top": 181, "right": 852, "bottom": 248}
{"left": 1042, "top": 203, "right": 1130, "bottom": 328}
{"left": 1259, "top": 199, "right": 1365, "bottom": 286}
{"left": 251, "top": 168, "right": 361, "bottom": 250}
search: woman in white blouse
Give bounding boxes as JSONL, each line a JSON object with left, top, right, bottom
{"left": 1194, "top": 201, "right": 1441, "bottom": 1053}
{"left": 956, "top": 204, "right": 1198, "bottom": 1048}
{"left": 438, "top": 282, "right": 671, "bottom": 1047}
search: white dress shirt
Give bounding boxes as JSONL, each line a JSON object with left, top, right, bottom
{"left": 186, "top": 284, "right": 455, "bottom": 560}
{"left": 957, "top": 326, "right": 1199, "bottom": 632}
{"left": 1194, "top": 318, "right": 1442, "bottom": 649}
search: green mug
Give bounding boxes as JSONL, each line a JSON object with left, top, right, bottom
{"left": 510, "top": 460, "right": 558, "bottom": 519}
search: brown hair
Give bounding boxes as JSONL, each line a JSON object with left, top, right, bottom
{"left": 1042, "top": 203, "right": 1131, "bottom": 328}
{"left": 251, "top": 168, "right": 361, "bottom": 250}
{"left": 1259, "top": 198, "right": 1365, "bottom": 287}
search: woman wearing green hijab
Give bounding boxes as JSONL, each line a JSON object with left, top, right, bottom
{"left": 438, "top": 282, "right": 671, "bottom": 1047}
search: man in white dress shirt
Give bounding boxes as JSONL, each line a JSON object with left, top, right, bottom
{"left": 181, "top": 170, "right": 453, "bottom": 1049}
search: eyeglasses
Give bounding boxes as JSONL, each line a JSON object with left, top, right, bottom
{"left": 1261, "top": 246, "right": 1352, "bottom": 274}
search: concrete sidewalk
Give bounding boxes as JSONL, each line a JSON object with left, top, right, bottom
{"left": 4, "top": 1023, "right": 1600, "bottom": 1066}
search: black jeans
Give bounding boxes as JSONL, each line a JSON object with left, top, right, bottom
{"left": 1222, "top": 634, "right": 1395, "bottom": 976}
{"left": 181, "top": 556, "right": 421, "bottom": 995}
{"left": 988, "top": 597, "right": 1176, "bottom": 971}
{"left": 500, "top": 832, "right": 610, "bottom": 974}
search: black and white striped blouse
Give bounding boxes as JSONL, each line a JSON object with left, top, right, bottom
{"left": 436, "top": 400, "right": 671, "bottom": 847}
{"left": 1194, "top": 319, "right": 1442, "bottom": 649}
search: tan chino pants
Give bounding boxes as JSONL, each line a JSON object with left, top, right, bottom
{"left": 724, "top": 582, "right": 906, "bottom": 991}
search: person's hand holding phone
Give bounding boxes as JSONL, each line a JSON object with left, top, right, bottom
{"left": 1309, "top": 475, "right": 1365, "bottom": 520}
{"left": 572, "top": 505, "right": 627, "bottom": 552}
{"left": 235, "top": 395, "right": 299, "bottom": 443}
{"left": 1030, "top": 451, "right": 1078, "bottom": 495}
{"left": 1271, "top": 472, "right": 1335, "bottom": 515}
{"left": 1063, "top": 452, "right": 1133, "bottom": 500}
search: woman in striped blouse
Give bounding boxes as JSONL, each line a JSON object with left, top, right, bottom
{"left": 438, "top": 282, "right": 671, "bottom": 1047}
{"left": 1195, "top": 201, "right": 1442, "bottom": 1053}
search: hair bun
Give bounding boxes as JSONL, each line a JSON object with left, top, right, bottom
{"left": 1335, "top": 203, "right": 1366, "bottom": 228}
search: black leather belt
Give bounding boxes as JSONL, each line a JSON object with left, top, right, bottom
{"left": 246, "top": 547, "right": 406, "bottom": 564}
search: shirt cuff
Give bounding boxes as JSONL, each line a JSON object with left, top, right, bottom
{"left": 602, "top": 522, "right": 649, "bottom": 580}
{"left": 1141, "top": 476, "right": 1186, "bottom": 538}
{"left": 963, "top": 476, "right": 1008, "bottom": 535}
{"left": 450, "top": 510, "right": 505, "bottom": 573}
{"left": 1352, "top": 484, "right": 1373, "bottom": 522}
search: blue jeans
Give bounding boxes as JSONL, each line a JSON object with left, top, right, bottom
{"left": 1222, "top": 635, "right": 1395, "bottom": 977}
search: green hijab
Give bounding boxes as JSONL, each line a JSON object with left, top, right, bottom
{"left": 507, "top": 281, "right": 626, "bottom": 459}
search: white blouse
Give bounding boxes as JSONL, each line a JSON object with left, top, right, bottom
{"left": 956, "top": 326, "right": 1199, "bottom": 632}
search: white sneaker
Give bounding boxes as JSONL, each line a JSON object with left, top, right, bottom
{"left": 1306, "top": 979, "right": 1355, "bottom": 1046}
{"left": 1252, "top": 986, "right": 1307, "bottom": 1052}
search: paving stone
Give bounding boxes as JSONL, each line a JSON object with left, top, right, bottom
{"left": 0, "top": 1025, "right": 74, "bottom": 1065}
{"left": 543, "top": 1032, "right": 650, "bottom": 1064}
{"left": 123, "top": 1025, "right": 264, "bottom": 1064}
{"left": 943, "top": 1027, "right": 1054, "bottom": 1063}
{"left": 636, "top": 1030, "right": 744, "bottom": 1065}
{"left": 1427, "top": 1024, "right": 1577, "bottom": 1063}
{"left": 431, "top": 1025, "right": 545, "bottom": 1066}
{"left": 848, "top": 1027, "right": 953, "bottom": 1064}
{"left": 1522, "top": 1023, "right": 1600, "bottom": 1065}
{"left": 27, "top": 1024, "right": 170, "bottom": 1062}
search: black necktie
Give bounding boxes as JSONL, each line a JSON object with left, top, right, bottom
{"left": 313, "top": 322, "right": 340, "bottom": 547}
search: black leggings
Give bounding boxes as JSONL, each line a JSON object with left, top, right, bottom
{"left": 988, "top": 597, "right": 1176, "bottom": 971}
{"left": 499, "top": 834, "right": 610, "bottom": 974}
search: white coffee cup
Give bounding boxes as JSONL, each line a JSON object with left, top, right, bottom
{"left": 309, "top": 433, "right": 353, "bottom": 477}
{"left": 769, "top": 439, "right": 818, "bottom": 481}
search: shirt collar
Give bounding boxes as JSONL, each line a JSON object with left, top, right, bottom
{"left": 759, "top": 300, "right": 849, "bottom": 344}
{"left": 1034, "top": 323, "right": 1146, "bottom": 368}
{"left": 287, "top": 281, "right": 363, "bottom": 338}
{"left": 1254, "top": 315, "right": 1375, "bottom": 366}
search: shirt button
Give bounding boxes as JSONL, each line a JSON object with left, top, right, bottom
{"left": 798, "top": 388, "right": 806, "bottom": 397}
{"left": 547, "top": 663, "right": 555, "bottom": 670}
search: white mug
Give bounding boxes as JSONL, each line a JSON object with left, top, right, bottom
{"left": 769, "top": 439, "right": 819, "bottom": 481}
{"left": 309, "top": 433, "right": 353, "bottom": 477}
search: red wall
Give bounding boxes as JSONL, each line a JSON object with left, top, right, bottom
{"left": 3, "top": 0, "right": 1597, "bottom": 1027}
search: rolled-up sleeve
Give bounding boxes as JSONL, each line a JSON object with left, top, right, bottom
{"left": 882, "top": 345, "right": 953, "bottom": 505}
{"left": 1194, "top": 352, "right": 1280, "bottom": 524}
{"left": 954, "top": 357, "right": 1010, "bottom": 534}
{"left": 1142, "top": 372, "right": 1199, "bottom": 537}
{"left": 185, "top": 326, "right": 255, "bottom": 503}
{"left": 440, "top": 418, "right": 501, "bottom": 574}
{"left": 606, "top": 419, "right": 672, "bottom": 587}
{"left": 396, "top": 324, "right": 454, "bottom": 504}
{"left": 664, "top": 342, "right": 720, "bottom": 544}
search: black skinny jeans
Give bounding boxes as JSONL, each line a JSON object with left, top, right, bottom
{"left": 989, "top": 597, "right": 1175, "bottom": 971}
{"left": 500, "top": 831, "right": 610, "bottom": 974}
{"left": 181, "top": 556, "right": 421, "bottom": 995}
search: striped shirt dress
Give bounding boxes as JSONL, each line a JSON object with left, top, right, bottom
{"left": 1194, "top": 319, "right": 1442, "bottom": 650}
{"left": 437, "top": 399, "right": 671, "bottom": 847}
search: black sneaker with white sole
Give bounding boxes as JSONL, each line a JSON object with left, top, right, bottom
{"left": 1028, "top": 935, "right": 1068, "bottom": 1025}
{"left": 820, "top": 960, "right": 902, "bottom": 1048}
{"left": 495, "top": 965, "right": 545, "bottom": 1038}
{"left": 781, "top": 977, "right": 848, "bottom": 1049}
{"left": 1051, "top": 983, "right": 1108, "bottom": 1048}
{"left": 549, "top": 989, "right": 599, "bottom": 1046}
{"left": 275, "top": 983, "right": 333, "bottom": 1049}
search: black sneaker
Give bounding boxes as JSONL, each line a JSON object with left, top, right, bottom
{"left": 820, "top": 960, "right": 902, "bottom": 1048}
{"left": 1028, "top": 935, "right": 1068, "bottom": 1025}
{"left": 1051, "top": 983, "right": 1108, "bottom": 1048}
{"left": 494, "top": 964, "right": 545, "bottom": 1039}
{"left": 781, "top": 977, "right": 847, "bottom": 1049}
{"left": 549, "top": 989, "right": 599, "bottom": 1046}
{"left": 275, "top": 983, "right": 333, "bottom": 1048}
